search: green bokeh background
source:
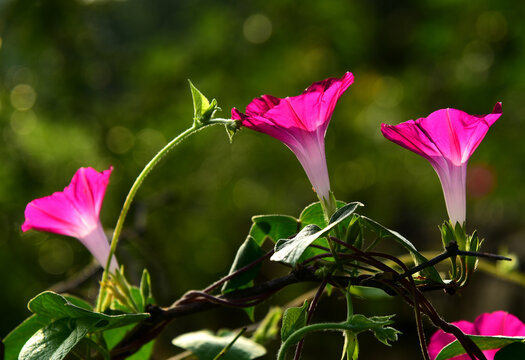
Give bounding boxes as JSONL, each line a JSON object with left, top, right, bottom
{"left": 1, "top": 0, "right": 524, "bottom": 358}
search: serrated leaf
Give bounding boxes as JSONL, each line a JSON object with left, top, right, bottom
{"left": 2, "top": 315, "right": 52, "bottom": 360}
{"left": 346, "top": 314, "right": 395, "bottom": 332}
{"left": 344, "top": 314, "right": 400, "bottom": 346}
{"left": 360, "top": 216, "right": 443, "bottom": 283}
{"left": 495, "top": 342, "right": 525, "bottom": 360}
{"left": 172, "top": 330, "right": 266, "bottom": 360}
{"left": 281, "top": 300, "right": 308, "bottom": 343}
{"left": 222, "top": 236, "right": 265, "bottom": 294}
{"left": 271, "top": 203, "right": 362, "bottom": 266}
{"left": 28, "top": 291, "right": 149, "bottom": 331}
{"left": 372, "top": 326, "right": 401, "bottom": 346}
{"left": 19, "top": 317, "right": 97, "bottom": 360}
{"left": 435, "top": 335, "right": 525, "bottom": 360}
{"left": 249, "top": 215, "right": 299, "bottom": 246}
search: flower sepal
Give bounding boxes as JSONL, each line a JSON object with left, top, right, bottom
{"left": 439, "top": 221, "right": 483, "bottom": 284}
{"left": 101, "top": 266, "right": 154, "bottom": 314}
{"left": 440, "top": 220, "right": 467, "bottom": 250}
{"left": 224, "top": 117, "right": 242, "bottom": 143}
{"left": 320, "top": 190, "right": 338, "bottom": 222}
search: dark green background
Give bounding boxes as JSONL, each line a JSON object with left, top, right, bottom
{"left": 1, "top": 0, "right": 524, "bottom": 358}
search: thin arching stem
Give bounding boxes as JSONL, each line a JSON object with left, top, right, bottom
{"left": 96, "top": 121, "right": 232, "bottom": 312}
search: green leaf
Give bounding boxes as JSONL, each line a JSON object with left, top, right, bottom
{"left": 63, "top": 295, "right": 93, "bottom": 311}
{"left": 172, "top": 330, "right": 266, "bottom": 360}
{"left": 28, "top": 291, "right": 149, "bottom": 331}
{"left": 299, "top": 200, "right": 347, "bottom": 228}
{"left": 371, "top": 326, "right": 401, "bottom": 346}
{"left": 359, "top": 216, "right": 443, "bottom": 283}
{"left": 251, "top": 307, "right": 283, "bottom": 345}
{"left": 346, "top": 314, "right": 395, "bottom": 333}
{"left": 349, "top": 286, "right": 391, "bottom": 299}
{"left": 189, "top": 80, "right": 217, "bottom": 125}
{"left": 103, "top": 324, "right": 131, "bottom": 350}
{"left": 19, "top": 317, "right": 98, "bottom": 360}
{"left": 74, "top": 337, "right": 110, "bottom": 360}
{"left": 271, "top": 224, "right": 320, "bottom": 266}
{"left": 495, "top": 342, "right": 525, "bottom": 360}
{"left": 271, "top": 203, "right": 362, "bottom": 266}
{"left": 281, "top": 300, "right": 308, "bottom": 343}
{"left": 2, "top": 315, "right": 52, "bottom": 360}
{"left": 249, "top": 215, "right": 299, "bottom": 246}
{"left": 102, "top": 322, "right": 156, "bottom": 359}
{"left": 435, "top": 335, "right": 525, "bottom": 360}
{"left": 298, "top": 236, "right": 333, "bottom": 264}
{"left": 243, "top": 306, "right": 256, "bottom": 323}
{"left": 127, "top": 339, "right": 155, "bottom": 360}
{"left": 222, "top": 236, "right": 265, "bottom": 294}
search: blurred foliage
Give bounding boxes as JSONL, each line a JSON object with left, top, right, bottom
{"left": 1, "top": 0, "right": 524, "bottom": 359}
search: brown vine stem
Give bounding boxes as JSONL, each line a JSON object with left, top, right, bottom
{"left": 293, "top": 278, "right": 328, "bottom": 360}
{"left": 329, "top": 237, "right": 487, "bottom": 360}
{"left": 109, "top": 237, "right": 503, "bottom": 360}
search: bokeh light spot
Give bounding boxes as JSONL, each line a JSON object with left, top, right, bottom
{"left": 467, "top": 163, "right": 496, "bottom": 198}
{"left": 133, "top": 128, "right": 167, "bottom": 165}
{"left": 10, "top": 84, "right": 36, "bottom": 111}
{"left": 462, "top": 41, "right": 493, "bottom": 73}
{"left": 243, "top": 14, "right": 272, "bottom": 44}
{"left": 476, "top": 11, "right": 507, "bottom": 42}
{"left": 106, "top": 126, "right": 135, "bottom": 154}
{"left": 10, "top": 110, "right": 37, "bottom": 135}
{"left": 374, "top": 76, "right": 404, "bottom": 108}
{"left": 38, "top": 238, "right": 74, "bottom": 275}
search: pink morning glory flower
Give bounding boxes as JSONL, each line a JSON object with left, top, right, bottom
{"left": 22, "top": 167, "right": 118, "bottom": 271}
{"left": 381, "top": 103, "right": 502, "bottom": 225}
{"left": 232, "top": 72, "right": 354, "bottom": 214}
{"left": 428, "top": 311, "right": 525, "bottom": 360}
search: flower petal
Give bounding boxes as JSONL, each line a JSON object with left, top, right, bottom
{"left": 428, "top": 321, "right": 476, "bottom": 360}
{"left": 22, "top": 166, "right": 116, "bottom": 269}
{"left": 381, "top": 103, "right": 501, "bottom": 224}
{"left": 474, "top": 311, "right": 525, "bottom": 337}
{"left": 232, "top": 72, "right": 353, "bottom": 205}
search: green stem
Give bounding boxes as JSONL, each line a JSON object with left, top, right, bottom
{"left": 277, "top": 322, "right": 356, "bottom": 360}
{"left": 213, "top": 328, "right": 246, "bottom": 360}
{"left": 96, "top": 121, "right": 227, "bottom": 312}
{"left": 345, "top": 290, "right": 353, "bottom": 321}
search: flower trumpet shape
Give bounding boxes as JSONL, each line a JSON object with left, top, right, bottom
{"left": 428, "top": 311, "right": 525, "bottom": 360}
{"left": 381, "top": 103, "right": 502, "bottom": 225}
{"left": 22, "top": 167, "right": 118, "bottom": 271}
{"left": 232, "top": 72, "right": 354, "bottom": 214}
